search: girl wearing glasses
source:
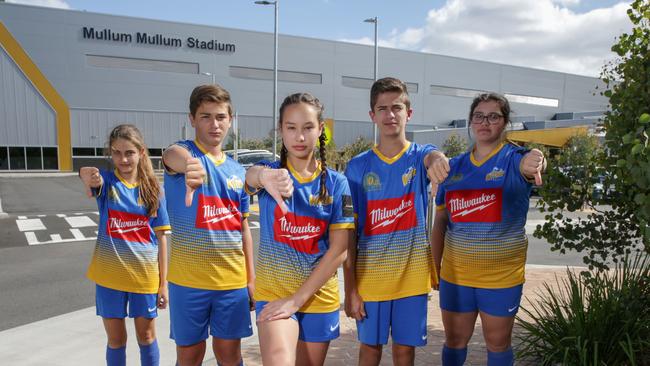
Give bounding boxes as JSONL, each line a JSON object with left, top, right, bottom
{"left": 431, "top": 92, "right": 545, "bottom": 366}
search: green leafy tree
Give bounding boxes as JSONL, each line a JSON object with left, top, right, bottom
{"left": 534, "top": 0, "right": 650, "bottom": 271}
{"left": 442, "top": 133, "right": 468, "bottom": 158}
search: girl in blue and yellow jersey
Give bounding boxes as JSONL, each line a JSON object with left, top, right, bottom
{"left": 80, "top": 124, "right": 170, "bottom": 366}
{"left": 245, "top": 93, "right": 354, "bottom": 366}
{"left": 432, "top": 93, "right": 545, "bottom": 366}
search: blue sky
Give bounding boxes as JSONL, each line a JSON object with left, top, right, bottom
{"left": 8, "top": 0, "right": 633, "bottom": 76}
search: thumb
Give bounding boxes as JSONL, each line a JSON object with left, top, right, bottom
{"left": 185, "top": 185, "right": 195, "bottom": 207}
{"left": 534, "top": 170, "right": 543, "bottom": 186}
{"left": 270, "top": 190, "right": 289, "bottom": 215}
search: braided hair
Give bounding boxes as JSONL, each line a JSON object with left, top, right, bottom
{"left": 278, "top": 93, "right": 329, "bottom": 203}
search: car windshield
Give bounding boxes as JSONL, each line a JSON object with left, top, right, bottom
{"left": 238, "top": 153, "right": 273, "bottom": 165}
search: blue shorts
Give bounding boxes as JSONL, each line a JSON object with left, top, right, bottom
{"left": 356, "top": 294, "right": 428, "bottom": 347}
{"left": 169, "top": 283, "right": 253, "bottom": 346}
{"left": 95, "top": 284, "right": 158, "bottom": 319}
{"left": 439, "top": 279, "right": 523, "bottom": 317}
{"left": 255, "top": 301, "right": 340, "bottom": 342}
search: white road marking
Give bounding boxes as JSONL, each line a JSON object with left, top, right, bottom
{"left": 16, "top": 219, "right": 46, "bottom": 232}
{"left": 65, "top": 216, "right": 96, "bottom": 228}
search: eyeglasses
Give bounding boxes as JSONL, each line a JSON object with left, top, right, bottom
{"left": 471, "top": 112, "right": 504, "bottom": 125}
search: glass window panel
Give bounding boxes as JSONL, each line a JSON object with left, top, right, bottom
{"left": 0, "top": 147, "right": 7, "bottom": 170}
{"left": 342, "top": 76, "right": 417, "bottom": 93}
{"left": 9, "top": 147, "right": 25, "bottom": 170}
{"left": 87, "top": 55, "right": 198, "bottom": 74}
{"left": 504, "top": 93, "right": 559, "bottom": 107}
{"left": 73, "top": 147, "right": 97, "bottom": 156}
{"left": 96, "top": 148, "right": 105, "bottom": 156}
{"left": 26, "top": 147, "right": 43, "bottom": 170}
{"left": 42, "top": 147, "right": 58, "bottom": 170}
{"left": 148, "top": 148, "right": 163, "bottom": 157}
{"left": 230, "top": 66, "right": 322, "bottom": 84}
{"left": 430, "top": 85, "right": 484, "bottom": 98}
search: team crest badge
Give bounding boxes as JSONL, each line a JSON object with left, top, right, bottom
{"left": 363, "top": 172, "right": 381, "bottom": 192}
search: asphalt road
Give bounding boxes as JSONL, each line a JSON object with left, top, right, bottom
{"left": 0, "top": 176, "right": 586, "bottom": 331}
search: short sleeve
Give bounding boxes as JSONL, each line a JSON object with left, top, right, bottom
{"left": 329, "top": 174, "right": 355, "bottom": 230}
{"left": 239, "top": 185, "right": 250, "bottom": 219}
{"left": 343, "top": 163, "right": 360, "bottom": 217}
{"left": 151, "top": 194, "right": 171, "bottom": 231}
{"left": 94, "top": 169, "right": 111, "bottom": 200}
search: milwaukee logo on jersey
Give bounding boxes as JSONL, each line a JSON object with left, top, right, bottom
{"left": 107, "top": 209, "right": 151, "bottom": 243}
{"left": 365, "top": 193, "right": 416, "bottom": 235}
{"left": 273, "top": 206, "right": 326, "bottom": 254}
{"left": 195, "top": 194, "right": 242, "bottom": 231}
{"left": 446, "top": 188, "right": 502, "bottom": 223}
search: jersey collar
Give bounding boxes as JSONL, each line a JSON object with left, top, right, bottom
{"left": 114, "top": 170, "right": 139, "bottom": 189}
{"left": 194, "top": 140, "right": 226, "bottom": 166}
{"left": 287, "top": 160, "right": 322, "bottom": 184}
{"left": 372, "top": 142, "right": 411, "bottom": 165}
{"left": 470, "top": 141, "right": 506, "bottom": 167}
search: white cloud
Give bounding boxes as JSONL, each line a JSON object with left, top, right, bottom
{"left": 6, "top": 0, "right": 71, "bottom": 9}
{"left": 345, "top": 0, "right": 632, "bottom": 76}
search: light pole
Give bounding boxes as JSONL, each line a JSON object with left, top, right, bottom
{"left": 255, "top": 0, "right": 279, "bottom": 161}
{"left": 200, "top": 71, "right": 215, "bottom": 85}
{"left": 364, "top": 17, "right": 378, "bottom": 144}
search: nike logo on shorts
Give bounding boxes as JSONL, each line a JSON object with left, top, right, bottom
{"left": 330, "top": 323, "right": 339, "bottom": 332}
{"left": 147, "top": 306, "right": 157, "bottom": 312}
{"left": 422, "top": 334, "right": 427, "bottom": 340}
{"left": 508, "top": 306, "right": 518, "bottom": 313}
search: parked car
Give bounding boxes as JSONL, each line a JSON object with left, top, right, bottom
{"left": 236, "top": 150, "right": 280, "bottom": 169}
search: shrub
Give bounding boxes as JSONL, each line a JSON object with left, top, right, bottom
{"left": 516, "top": 254, "right": 650, "bottom": 365}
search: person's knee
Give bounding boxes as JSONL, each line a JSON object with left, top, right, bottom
{"left": 214, "top": 342, "right": 242, "bottom": 366}
{"left": 136, "top": 327, "right": 156, "bottom": 345}
{"left": 392, "top": 344, "right": 415, "bottom": 364}
{"left": 444, "top": 329, "right": 472, "bottom": 349}
{"left": 177, "top": 342, "right": 206, "bottom": 366}
{"left": 359, "top": 343, "right": 383, "bottom": 365}
{"left": 107, "top": 332, "right": 127, "bottom": 348}
{"left": 484, "top": 330, "right": 511, "bottom": 353}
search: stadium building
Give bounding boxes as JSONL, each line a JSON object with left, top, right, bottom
{"left": 0, "top": 2, "right": 608, "bottom": 171}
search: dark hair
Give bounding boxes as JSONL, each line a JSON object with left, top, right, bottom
{"left": 467, "top": 92, "right": 512, "bottom": 144}
{"left": 189, "top": 84, "right": 233, "bottom": 117}
{"left": 105, "top": 124, "right": 160, "bottom": 217}
{"left": 278, "top": 93, "right": 329, "bottom": 203}
{"left": 468, "top": 92, "right": 511, "bottom": 123}
{"left": 370, "top": 77, "right": 411, "bottom": 111}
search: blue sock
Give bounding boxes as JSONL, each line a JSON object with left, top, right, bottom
{"left": 442, "top": 345, "right": 467, "bottom": 366}
{"left": 139, "top": 339, "right": 160, "bottom": 366}
{"left": 106, "top": 345, "right": 126, "bottom": 366}
{"left": 487, "top": 347, "right": 514, "bottom": 366}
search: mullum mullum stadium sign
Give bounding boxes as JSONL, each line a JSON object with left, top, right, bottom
{"left": 82, "top": 27, "right": 236, "bottom": 52}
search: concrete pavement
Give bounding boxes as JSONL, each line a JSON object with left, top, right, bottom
{"left": 0, "top": 266, "right": 572, "bottom": 365}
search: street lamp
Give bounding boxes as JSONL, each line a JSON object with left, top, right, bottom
{"left": 255, "top": 0, "right": 279, "bottom": 161}
{"left": 364, "top": 17, "right": 378, "bottom": 144}
{"left": 200, "top": 71, "right": 215, "bottom": 85}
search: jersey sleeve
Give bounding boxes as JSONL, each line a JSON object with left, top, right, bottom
{"left": 343, "top": 162, "right": 361, "bottom": 217}
{"left": 329, "top": 173, "right": 355, "bottom": 230}
{"left": 94, "top": 169, "right": 111, "bottom": 202}
{"left": 434, "top": 183, "right": 447, "bottom": 210}
{"left": 239, "top": 184, "right": 250, "bottom": 219}
{"left": 151, "top": 193, "right": 171, "bottom": 231}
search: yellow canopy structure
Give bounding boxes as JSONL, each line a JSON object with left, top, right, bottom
{"left": 506, "top": 126, "right": 589, "bottom": 148}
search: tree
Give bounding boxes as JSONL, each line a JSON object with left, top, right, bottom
{"left": 534, "top": 0, "right": 650, "bottom": 271}
{"left": 442, "top": 133, "right": 468, "bottom": 158}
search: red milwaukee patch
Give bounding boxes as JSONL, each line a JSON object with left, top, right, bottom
{"left": 445, "top": 188, "right": 502, "bottom": 223}
{"left": 195, "top": 194, "right": 242, "bottom": 231}
{"left": 107, "top": 209, "right": 151, "bottom": 243}
{"left": 364, "top": 192, "right": 417, "bottom": 236}
{"left": 273, "top": 206, "right": 326, "bottom": 254}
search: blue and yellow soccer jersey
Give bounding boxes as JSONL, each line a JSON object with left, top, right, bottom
{"left": 164, "top": 140, "right": 250, "bottom": 291}
{"left": 86, "top": 170, "right": 170, "bottom": 294}
{"left": 253, "top": 161, "right": 354, "bottom": 313}
{"left": 435, "top": 142, "right": 532, "bottom": 289}
{"left": 345, "top": 142, "right": 437, "bottom": 301}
